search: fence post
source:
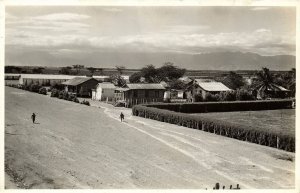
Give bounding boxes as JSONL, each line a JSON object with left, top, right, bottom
{"left": 277, "top": 136, "right": 280, "bottom": 149}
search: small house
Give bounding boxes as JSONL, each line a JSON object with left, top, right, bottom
{"left": 62, "top": 77, "right": 99, "bottom": 97}
{"left": 114, "top": 83, "right": 166, "bottom": 107}
{"left": 193, "top": 80, "right": 231, "bottom": 100}
{"left": 92, "top": 83, "right": 116, "bottom": 101}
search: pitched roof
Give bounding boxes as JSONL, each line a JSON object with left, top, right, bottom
{"left": 197, "top": 82, "right": 231, "bottom": 92}
{"left": 127, "top": 83, "right": 165, "bottom": 90}
{"left": 97, "top": 83, "right": 116, "bottom": 89}
{"left": 61, "top": 77, "right": 98, "bottom": 86}
{"left": 19, "top": 74, "right": 86, "bottom": 80}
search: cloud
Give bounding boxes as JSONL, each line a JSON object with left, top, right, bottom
{"left": 250, "top": 7, "right": 271, "bottom": 11}
{"left": 6, "top": 12, "right": 90, "bottom": 36}
{"left": 102, "top": 8, "right": 123, "bottom": 12}
{"left": 162, "top": 25, "right": 210, "bottom": 34}
{"left": 34, "top": 13, "right": 90, "bottom": 21}
{"left": 6, "top": 20, "right": 295, "bottom": 56}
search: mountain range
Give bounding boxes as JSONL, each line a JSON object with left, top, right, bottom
{"left": 6, "top": 51, "right": 295, "bottom": 71}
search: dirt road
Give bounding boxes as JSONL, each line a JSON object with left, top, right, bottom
{"left": 5, "top": 86, "right": 295, "bottom": 189}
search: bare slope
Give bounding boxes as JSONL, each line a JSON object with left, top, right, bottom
{"left": 5, "top": 87, "right": 295, "bottom": 189}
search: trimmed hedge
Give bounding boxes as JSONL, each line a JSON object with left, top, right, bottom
{"left": 145, "top": 100, "right": 293, "bottom": 113}
{"left": 132, "top": 105, "right": 295, "bottom": 152}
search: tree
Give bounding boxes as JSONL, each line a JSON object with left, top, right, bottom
{"left": 169, "top": 79, "right": 187, "bottom": 90}
{"left": 222, "top": 71, "right": 245, "bottom": 90}
{"left": 141, "top": 64, "right": 159, "bottom": 83}
{"left": 157, "top": 62, "right": 186, "bottom": 82}
{"left": 87, "top": 67, "right": 96, "bottom": 77}
{"left": 59, "top": 66, "right": 72, "bottom": 75}
{"left": 129, "top": 72, "right": 143, "bottom": 83}
{"left": 139, "top": 63, "right": 186, "bottom": 83}
{"left": 97, "top": 68, "right": 104, "bottom": 75}
{"left": 109, "top": 74, "right": 127, "bottom": 87}
{"left": 32, "top": 67, "right": 45, "bottom": 74}
{"left": 252, "top": 67, "right": 275, "bottom": 99}
{"left": 73, "top": 64, "right": 84, "bottom": 74}
{"left": 115, "top": 66, "right": 125, "bottom": 75}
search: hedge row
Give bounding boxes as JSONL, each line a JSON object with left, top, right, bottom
{"left": 6, "top": 84, "right": 47, "bottom": 95}
{"left": 146, "top": 99, "right": 293, "bottom": 113}
{"left": 132, "top": 105, "right": 295, "bottom": 152}
{"left": 50, "top": 89, "right": 90, "bottom": 106}
{"left": 51, "top": 89, "right": 80, "bottom": 103}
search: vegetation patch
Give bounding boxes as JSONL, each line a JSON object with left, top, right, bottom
{"left": 146, "top": 100, "right": 293, "bottom": 113}
{"left": 132, "top": 104, "right": 295, "bottom": 152}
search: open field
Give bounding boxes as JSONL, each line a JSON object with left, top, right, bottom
{"left": 193, "top": 110, "right": 295, "bottom": 137}
{"left": 5, "top": 86, "right": 295, "bottom": 189}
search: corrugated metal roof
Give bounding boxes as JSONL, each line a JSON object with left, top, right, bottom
{"left": 62, "top": 77, "right": 98, "bottom": 86}
{"left": 115, "top": 87, "right": 130, "bottom": 91}
{"left": 127, "top": 83, "right": 165, "bottom": 90}
{"left": 97, "top": 83, "right": 116, "bottom": 89}
{"left": 194, "top": 78, "right": 216, "bottom": 83}
{"left": 19, "top": 74, "right": 86, "bottom": 80}
{"left": 197, "top": 82, "right": 231, "bottom": 92}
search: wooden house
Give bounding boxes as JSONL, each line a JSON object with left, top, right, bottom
{"left": 62, "top": 77, "right": 99, "bottom": 97}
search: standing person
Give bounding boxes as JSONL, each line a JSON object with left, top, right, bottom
{"left": 120, "top": 112, "right": 124, "bottom": 122}
{"left": 31, "top": 113, "right": 36, "bottom": 124}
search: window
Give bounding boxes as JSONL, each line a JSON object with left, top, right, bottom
{"left": 133, "top": 90, "right": 138, "bottom": 98}
{"left": 145, "top": 90, "right": 149, "bottom": 98}
{"left": 155, "top": 91, "right": 159, "bottom": 98}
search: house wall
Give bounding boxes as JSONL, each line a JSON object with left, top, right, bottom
{"left": 95, "top": 87, "right": 115, "bottom": 101}
{"left": 21, "top": 78, "right": 69, "bottom": 86}
{"left": 77, "top": 79, "right": 99, "bottom": 97}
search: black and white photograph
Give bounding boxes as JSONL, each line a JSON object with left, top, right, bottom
{"left": 3, "top": 1, "right": 297, "bottom": 190}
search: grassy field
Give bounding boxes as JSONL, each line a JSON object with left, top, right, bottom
{"left": 193, "top": 109, "right": 295, "bottom": 136}
{"left": 5, "top": 86, "right": 295, "bottom": 189}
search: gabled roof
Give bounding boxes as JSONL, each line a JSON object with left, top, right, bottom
{"left": 62, "top": 77, "right": 98, "bottom": 86}
{"left": 127, "top": 83, "right": 165, "bottom": 90}
{"left": 19, "top": 74, "right": 86, "bottom": 80}
{"left": 194, "top": 78, "right": 215, "bottom": 83}
{"left": 97, "top": 83, "right": 116, "bottom": 89}
{"left": 197, "top": 82, "right": 231, "bottom": 92}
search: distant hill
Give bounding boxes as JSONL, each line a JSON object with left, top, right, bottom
{"left": 5, "top": 51, "right": 295, "bottom": 71}
{"left": 187, "top": 52, "right": 295, "bottom": 71}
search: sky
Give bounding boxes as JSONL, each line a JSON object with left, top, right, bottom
{"left": 5, "top": 6, "right": 296, "bottom": 69}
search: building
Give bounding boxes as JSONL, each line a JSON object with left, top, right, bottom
{"left": 62, "top": 77, "right": 99, "bottom": 97}
{"left": 17, "top": 74, "right": 85, "bottom": 86}
{"left": 193, "top": 80, "right": 232, "bottom": 100}
{"left": 92, "top": 83, "right": 116, "bottom": 101}
{"left": 114, "top": 83, "right": 166, "bottom": 107}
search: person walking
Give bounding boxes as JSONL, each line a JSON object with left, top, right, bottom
{"left": 120, "top": 112, "right": 124, "bottom": 122}
{"left": 31, "top": 113, "right": 36, "bottom": 124}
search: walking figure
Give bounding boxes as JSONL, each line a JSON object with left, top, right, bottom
{"left": 120, "top": 112, "right": 124, "bottom": 122}
{"left": 31, "top": 113, "right": 36, "bottom": 124}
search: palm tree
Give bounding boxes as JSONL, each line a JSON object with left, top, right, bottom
{"left": 253, "top": 67, "right": 287, "bottom": 99}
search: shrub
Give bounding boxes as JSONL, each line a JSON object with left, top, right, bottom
{"left": 194, "top": 93, "right": 203, "bottom": 102}
{"left": 220, "top": 91, "right": 237, "bottom": 101}
{"left": 80, "top": 100, "right": 90, "bottom": 106}
{"left": 132, "top": 105, "right": 295, "bottom": 152}
{"left": 236, "top": 89, "right": 254, "bottom": 101}
{"left": 51, "top": 89, "right": 59, "bottom": 97}
{"left": 63, "top": 91, "right": 69, "bottom": 100}
{"left": 73, "top": 97, "right": 80, "bottom": 103}
{"left": 29, "top": 84, "right": 41, "bottom": 93}
{"left": 68, "top": 93, "right": 76, "bottom": 101}
{"left": 205, "top": 93, "right": 219, "bottom": 102}
{"left": 38, "top": 87, "right": 47, "bottom": 95}
{"left": 58, "top": 91, "right": 64, "bottom": 99}
{"left": 145, "top": 99, "right": 293, "bottom": 113}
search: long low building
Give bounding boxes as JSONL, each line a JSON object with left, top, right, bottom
{"left": 16, "top": 74, "right": 87, "bottom": 86}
